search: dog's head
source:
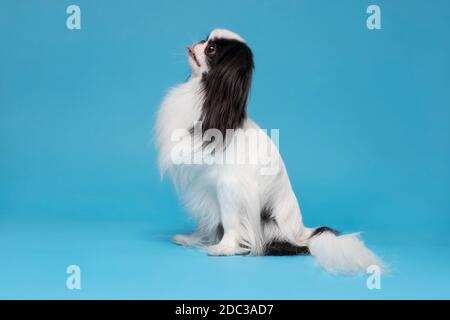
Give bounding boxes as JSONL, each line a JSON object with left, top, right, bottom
{"left": 187, "top": 29, "right": 254, "bottom": 135}
{"left": 187, "top": 29, "right": 252, "bottom": 76}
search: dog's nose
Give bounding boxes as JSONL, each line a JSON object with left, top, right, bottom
{"left": 187, "top": 45, "right": 194, "bottom": 53}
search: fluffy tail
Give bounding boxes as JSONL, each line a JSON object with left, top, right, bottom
{"left": 307, "top": 227, "right": 384, "bottom": 274}
{"left": 264, "top": 226, "right": 384, "bottom": 274}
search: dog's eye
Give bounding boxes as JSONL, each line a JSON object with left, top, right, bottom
{"left": 205, "top": 43, "right": 216, "bottom": 56}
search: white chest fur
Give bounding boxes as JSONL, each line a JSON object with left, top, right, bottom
{"left": 155, "top": 77, "right": 203, "bottom": 175}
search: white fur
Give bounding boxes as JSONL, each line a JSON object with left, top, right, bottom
{"left": 209, "top": 28, "right": 246, "bottom": 43}
{"left": 155, "top": 29, "right": 384, "bottom": 273}
{"left": 308, "top": 232, "right": 385, "bottom": 274}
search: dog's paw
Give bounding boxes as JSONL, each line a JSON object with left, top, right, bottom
{"left": 207, "top": 243, "right": 241, "bottom": 256}
{"left": 172, "top": 234, "right": 198, "bottom": 246}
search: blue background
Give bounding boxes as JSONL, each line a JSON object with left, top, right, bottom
{"left": 1, "top": 0, "right": 449, "bottom": 299}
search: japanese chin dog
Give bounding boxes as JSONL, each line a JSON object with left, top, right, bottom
{"left": 156, "top": 29, "right": 384, "bottom": 273}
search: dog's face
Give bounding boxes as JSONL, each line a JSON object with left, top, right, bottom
{"left": 187, "top": 29, "right": 252, "bottom": 77}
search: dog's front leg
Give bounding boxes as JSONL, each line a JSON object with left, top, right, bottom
{"left": 207, "top": 177, "right": 246, "bottom": 256}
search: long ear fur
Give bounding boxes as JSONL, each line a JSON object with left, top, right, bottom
{"left": 200, "top": 41, "right": 254, "bottom": 137}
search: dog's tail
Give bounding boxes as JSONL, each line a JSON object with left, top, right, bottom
{"left": 307, "top": 227, "right": 384, "bottom": 274}
{"left": 264, "top": 226, "right": 384, "bottom": 274}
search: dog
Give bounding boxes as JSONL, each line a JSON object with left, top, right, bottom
{"left": 155, "top": 29, "right": 384, "bottom": 273}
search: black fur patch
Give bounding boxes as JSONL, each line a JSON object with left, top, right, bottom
{"left": 264, "top": 241, "right": 311, "bottom": 256}
{"left": 260, "top": 205, "right": 310, "bottom": 256}
{"left": 260, "top": 205, "right": 275, "bottom": 223}
{"left": 216, "top": 223, "right": 224, "bottom": 241}
{"left": 311, "top": 226, "right": 339, "bottom": 237}
{"left": 200, "top": 38, "right": 254, "bottom": 138}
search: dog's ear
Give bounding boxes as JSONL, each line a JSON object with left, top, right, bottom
{"left": 201, "top": 42, "right": 254, "bottom": 137}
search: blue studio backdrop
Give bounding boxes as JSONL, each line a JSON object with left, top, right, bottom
{"left": 1, "top": 0, "right": 449, "bottom": 299}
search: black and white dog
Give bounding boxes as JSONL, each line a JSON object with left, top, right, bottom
{"left": 156, "top": 29, "right": 383, "bottom": 273}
